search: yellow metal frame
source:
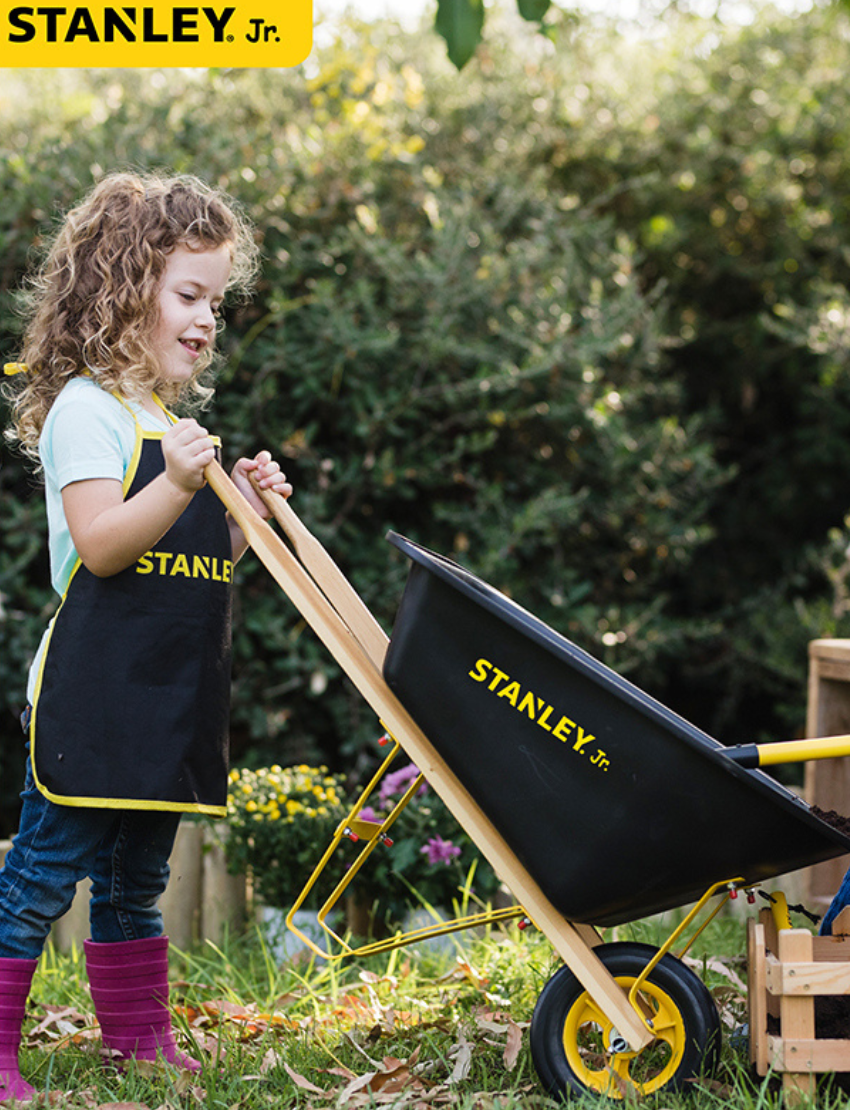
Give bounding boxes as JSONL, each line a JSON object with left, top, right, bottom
{"left": 625, "top": 877, "right": 745, "bottom": 1034}
{"left": 284, "top": 730, "right": 526, "bottom": 959}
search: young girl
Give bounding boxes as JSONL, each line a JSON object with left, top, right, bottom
{"left": 0, "top": 172, "right": 291, "bottom": 1099}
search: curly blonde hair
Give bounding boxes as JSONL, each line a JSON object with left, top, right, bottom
{"left": 4, "top": 171, "right": 260, "bottom": 462}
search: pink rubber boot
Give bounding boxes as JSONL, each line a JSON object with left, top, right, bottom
{"left": 84, "top": 936, "right": 201, "bottom": 1072}
{"left": 0, "top": 956, "right": 38, "bottom": 1102}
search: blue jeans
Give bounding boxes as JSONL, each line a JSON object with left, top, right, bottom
{"left": 0, "top": 759, "right": 181, "bottom": 959}
{"left": 820, "top": 865, "right": 850, "bottom": 936}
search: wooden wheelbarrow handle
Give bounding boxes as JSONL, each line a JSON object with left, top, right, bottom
{"left": 204, "top": 459, "right": 387, "bottom": 668}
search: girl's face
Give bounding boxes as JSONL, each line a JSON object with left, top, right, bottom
{"left": 152, "top": 243, "right": 232, "bottom": 387}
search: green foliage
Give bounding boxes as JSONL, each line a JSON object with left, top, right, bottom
{"left": 3, "top": 6, "right": 850, "bottom": 835}
{"left": 435, "top": 0, "right": 553, "bottom": 69}
{"left": 435, "top": 0, "right": 485, "bottom": 69}
{"left": 522, "top": 2, "right": 850, "bottom": 740}
{"left": 0, "top": 466, "right": 51, "bottom": 828}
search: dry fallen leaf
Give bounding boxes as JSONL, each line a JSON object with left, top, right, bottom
{"left": 503, "top": 1020, "right": 523, "bottom": 1071}
{"left": 283, "top": 1062, "right": 327, "bottom": 1094}
{"left": 690, "top": 1077, "right": 735, "bottom": 1098}
{"left": 681, "top": 954, "right": 748, "bottom": 993}
{"left": 448, "top": 1028, "right": 473, "bottom": 1085}
{"left": 94, "top": 1104, "right": 153, "bottom": 1110}
{"left": 333, "top": 1048, "right": 431, "bottom": 1107}
{"left": 438, "top": 960, "right": 488, "bottom": 991}
{"left": 336, "top": 1069, "right": 380, "bottom": 1105}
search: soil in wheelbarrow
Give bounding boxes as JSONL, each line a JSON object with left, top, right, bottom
{"left": 812, "top": 805, "right": 850, "bottom": 838}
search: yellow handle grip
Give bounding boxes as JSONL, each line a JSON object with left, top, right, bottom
{"left": 726, "top": 734, "right": 850, "bottom": 768}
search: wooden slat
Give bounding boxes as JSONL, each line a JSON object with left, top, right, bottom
{"left": 767, "top": 957, "right": 850, "bottom": 996}
{"left": 809, "top": 639, "right": 850, "bottom": 667}
{"left": 815, "top": 660, "right": 850, "bottom": 681}
{"left": 778, "top": 929, "right": 816, "bottom": 1105}
{"left": 760, "top": 906, "right": 778, "bottom": 955}
{"left": 207, "top": 460, "right": 653, "bottom": 1051}
{"left": 758, "top": 906, "right": 782, "bottom": 1018}
{"left": 748, "top": 919, "right": 769, "bottom": 1075}
{"left": 770, "top": 1037, "right": 850, "bottom": 1074}
{"left": 810, "top": 934, "right": 850, "bottom": 961}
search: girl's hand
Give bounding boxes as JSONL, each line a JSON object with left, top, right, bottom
{"left": 231, "top": 450, "right": 293, "bottom": 519}
{"left": 162, "top": 418, "right": 217, "bottom": 492}
{"left": 63, "top": 418, "right": 216, "bottom": 578}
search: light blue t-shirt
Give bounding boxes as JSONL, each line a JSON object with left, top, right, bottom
{"left": 27, "top": 377, "right": 170, "bottom": 699}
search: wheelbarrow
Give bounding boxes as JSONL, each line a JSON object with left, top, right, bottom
{"left": 207, "top": 461, "right": 850, "bottom": 1101}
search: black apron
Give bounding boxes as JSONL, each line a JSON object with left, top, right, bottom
{"left": 30, "top": 414, "right": 232, "bottom": 815}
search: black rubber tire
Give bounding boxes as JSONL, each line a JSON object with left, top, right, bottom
{"left": 530, "top": 942, "right": 722, "bottom": 1100}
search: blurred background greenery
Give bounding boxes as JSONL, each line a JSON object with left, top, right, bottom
{"left": 2, "top": 1, "right": 850, "bottom": 834}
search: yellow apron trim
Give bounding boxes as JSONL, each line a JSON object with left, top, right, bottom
{"left": 26, "top": 776, "right": 227, "bottom": 816}
{"left": 123, "top": 419, "right": 145, "bottom": 496}
{"left": 152, "top": 392, "right": 174, "bottom": 422}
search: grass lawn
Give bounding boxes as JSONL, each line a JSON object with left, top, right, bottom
{"left": 15, "top": 905, "right": 850, "bottom": 1109}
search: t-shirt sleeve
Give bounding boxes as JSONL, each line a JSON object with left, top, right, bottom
{"left": 42, "top": 391, "right": 131, "bottom": 489}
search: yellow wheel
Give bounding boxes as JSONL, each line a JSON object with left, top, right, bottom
{"left": 530, "top": 943, "right": 721, "bottom": 1100}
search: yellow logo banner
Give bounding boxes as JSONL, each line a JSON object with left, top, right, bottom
{"left": 0, "top": 0, "right": 312, "bottom": 66}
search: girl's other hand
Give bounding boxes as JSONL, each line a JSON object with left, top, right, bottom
{"left": 231, "top": 450, "right": 292, "bottom": 519}
{"left": 162, "top": 418, "right": 217, "bottom": 493}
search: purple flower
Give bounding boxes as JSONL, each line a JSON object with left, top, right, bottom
{"left": 358, "top": 805, "right": 380, "bottom": 823}
{"left": 379, "top": 763, "right": 428, "bottom": 803}
{"left": 420, "top": 836, "right": 462, "bottom": 866}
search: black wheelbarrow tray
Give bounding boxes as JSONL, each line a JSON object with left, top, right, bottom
{"left": 207, "top": 461, "right": 850, "bottom": 1101}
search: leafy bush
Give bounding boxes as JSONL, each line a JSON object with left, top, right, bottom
{"left": 518, "top": 4, "right": 850, "bottom": 740}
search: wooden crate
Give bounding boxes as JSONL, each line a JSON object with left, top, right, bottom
{"left": 748, "top": 905, "right": 850, "bottom": 1104}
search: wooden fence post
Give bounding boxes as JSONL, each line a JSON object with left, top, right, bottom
{"left": 159, "top": 821, "right": 205, "bottom": 950}
{"left": 200, "top": 823, "right": 247, "bottom": 944}
{"left": 805, "top": 639, "right": 850, "bottom": 911}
